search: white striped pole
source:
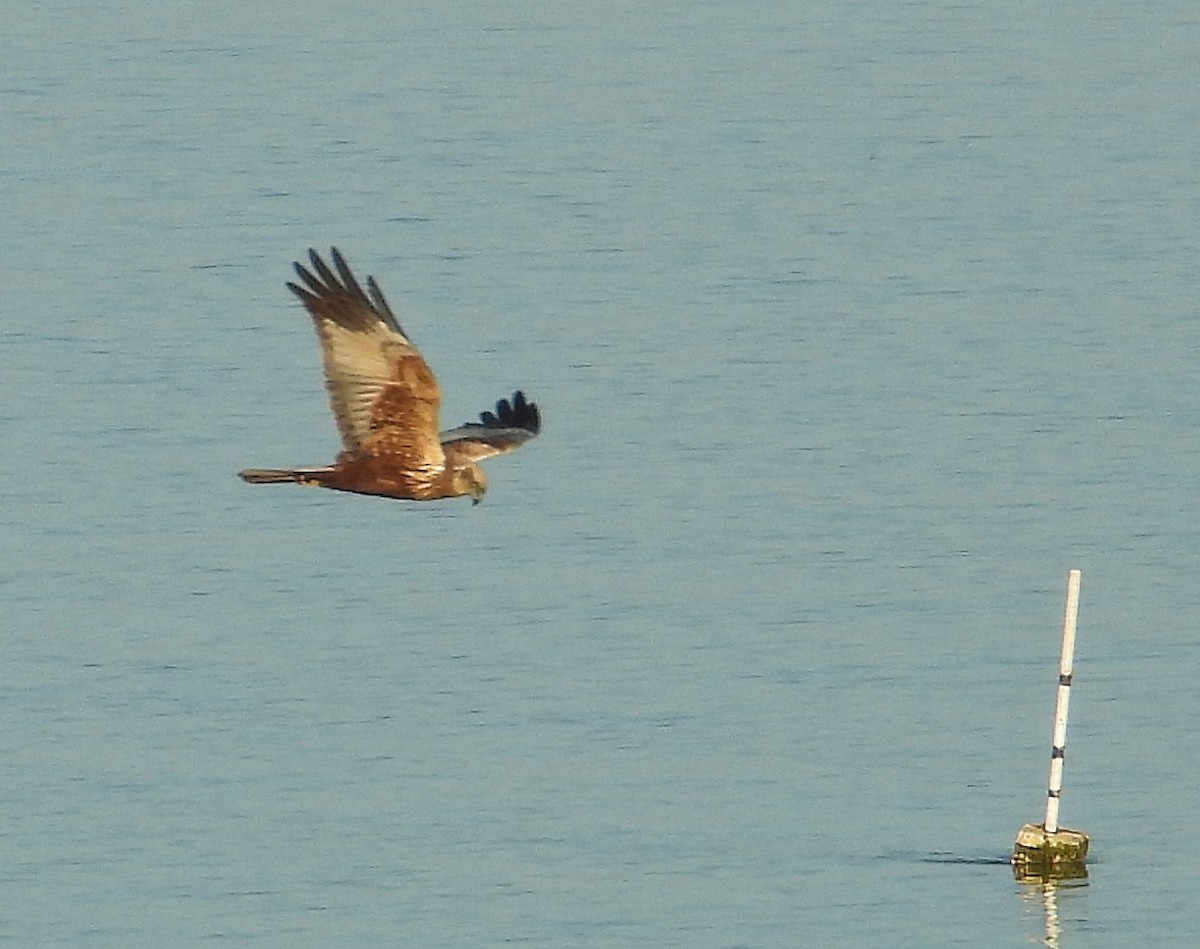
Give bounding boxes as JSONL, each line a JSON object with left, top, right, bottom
{"left": 1043, "top": 569, "right": 1081, "bottom": 835}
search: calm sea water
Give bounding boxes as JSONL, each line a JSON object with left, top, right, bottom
{"left": 4, "top": 1, "right": 1199, "bottom": 945}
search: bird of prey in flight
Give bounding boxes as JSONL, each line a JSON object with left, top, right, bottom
{"left": 239, "top": 248, "right": 540, "bottom": 503}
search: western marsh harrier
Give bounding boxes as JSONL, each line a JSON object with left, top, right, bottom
{"left": 239, "top": 248, "right": 540, "bottom": 503}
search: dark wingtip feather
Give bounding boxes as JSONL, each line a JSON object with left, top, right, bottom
{"left": 288, "top": 248, "right": 345, "bottom": 295}
{"left": 308, "top": 248, "right": 338, "bottom": 287}
{"left": 480, "top": 390, "right": 540, "bottom": 435}
{"left": 285, "top": 280, "right": 315, "bottom": 306}
{"left": 330, "top": 247, "right": 366, "bottom": 299}
{"left": 286, "top": 247, "right": 406, "bottom": 336}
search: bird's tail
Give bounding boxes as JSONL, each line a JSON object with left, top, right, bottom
{"left": 239, "top": 467, "right": 326, "bottom": 485}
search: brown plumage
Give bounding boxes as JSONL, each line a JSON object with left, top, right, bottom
{"left": 239, "top": 248, "right": 540, "bottom": 503}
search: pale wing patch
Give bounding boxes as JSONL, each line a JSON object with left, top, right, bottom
{"left": 441, "top": 428, "right": 537, "bottom": 467}
{"left": 316, "top": 319, "right": 415, "bottom": 450}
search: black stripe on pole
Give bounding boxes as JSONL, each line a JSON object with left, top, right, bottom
{"left": 1059, "top": 673, "right": 1073, "bottom": 686}
{"left": 1051, "top": 746, "right": 1065, "bottom": 759}
{"left": 1047, "top": 788, "right": 1061, "bottom": 799}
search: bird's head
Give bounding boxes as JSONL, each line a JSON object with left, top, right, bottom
{"left": 457, "top": 464, "right": 488, "bottom": 505}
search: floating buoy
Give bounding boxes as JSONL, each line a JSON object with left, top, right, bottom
{"left": 1012, "top": 569, "right": 1090, "bottom": 882}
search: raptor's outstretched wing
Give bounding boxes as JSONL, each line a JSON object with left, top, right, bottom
{"left": 288, "top": 248, "right": 444, "bottom": 465}
{"left": 440, "top": 391, "right": 541, "bottom": 467}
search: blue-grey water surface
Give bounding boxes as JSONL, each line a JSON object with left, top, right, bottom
{"left": 4, "top": 1, "right": 1199, "bottom": 945}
